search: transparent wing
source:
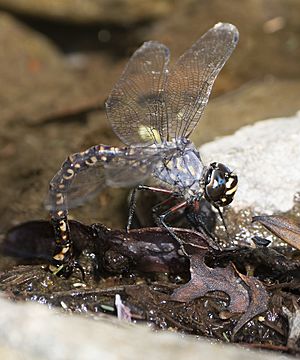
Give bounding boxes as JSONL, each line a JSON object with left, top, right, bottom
{"left": 49, "top": 166, "right": 107, "bottom": 210}
{"left": 165, "top": 23, "right": 239, "bottom": 139}
{"left": 103, "top": 146, "right": 163, "bottom": 188}
{"left": 106, "top": 41, "right": 170, "bottom": 146}
{"left": 46, "top": 165, "right": 107, "bottom": 211}
{"left": 46, "top": 145, "right": 178, "bottom": 210}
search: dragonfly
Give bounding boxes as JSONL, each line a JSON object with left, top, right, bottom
{"left": 47, "top": 22, "right": 239, "bottom": 276}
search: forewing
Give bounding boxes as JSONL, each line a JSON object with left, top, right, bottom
{"left": 165, "top": 23, "right": 239, "bottom": 139}
{"left": 106, "top": 41, "right": 170, "bottom": 146}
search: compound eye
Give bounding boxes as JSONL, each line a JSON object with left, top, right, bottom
{"left": 205, "top": 169, "right": 226, "bottom": 202}
{"left": 204, "top": 164, "right": 238, "bottom": 207}
{"left": 216, "top": 162, "right": 231, "bottom": 173}
{"left": 223, "top": 174, "right": 238, "bottom": 205}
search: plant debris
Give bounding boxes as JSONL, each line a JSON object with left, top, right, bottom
{"left": 171, "top": 253, "right": 249, "bottom": 314}
{"left": 253, "top": 215, "right": 300, "bottom": 251}
{"left": 232, "top": 268, "right": 269, "bottom": 336}
{"left": 0, "top": 218, "right": 299, "bottom": 354}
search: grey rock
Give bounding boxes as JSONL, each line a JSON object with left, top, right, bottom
{"left": 200, "top": 113, "right": 300, "bottom": 213}
{"left": 0, "top": 297, "right": 293, "bottom": 360}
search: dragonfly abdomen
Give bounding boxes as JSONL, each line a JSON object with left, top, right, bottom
{"left": 48, "top": 144, "right": 122, "bottom": 274}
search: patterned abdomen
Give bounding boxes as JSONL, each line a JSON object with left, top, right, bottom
{"left": 48, "top": 145, "right": 121, "bottom": 213}
{"left": 48, "top": 144, "right": 122, "bottom": 274}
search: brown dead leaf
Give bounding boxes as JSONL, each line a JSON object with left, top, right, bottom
{"left": 253, "top": 215, "right": 300, "bottom": 250}
{"left": 171, "top": 253, "right": 249, "bottom": 314}
{"left": 232, "top": 269, "right": 269, "bottom": 336}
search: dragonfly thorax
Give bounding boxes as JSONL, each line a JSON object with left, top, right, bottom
{"left": 153, "top": 139, "right": 205, "bottom": 198}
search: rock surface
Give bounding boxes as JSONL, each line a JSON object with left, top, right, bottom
{"left": 191, "top": 78, "right": 300, "bottom": 145}
{"left": 148, "top": 0, "right": 300, "bottom": 81}
{"left": 201, "top": 112, "right": 300, "bottom": 213}
{"left": 0, "top": 12, "right": 115, "bottom": 127}
{"left": 0, "top": 297, "right": 293, "bottom": 360}
{"left": 0, "top": 0, "right": 172, "bottom": 24}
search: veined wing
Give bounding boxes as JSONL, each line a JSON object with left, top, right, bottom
{"left": 46, "top": 145, "right": 178, "bottom": 211}
{"left": 165, "top": 23, "right": 239, "bottom": 139}
{"left": 46, "top": 165, "right": 111, "bottom": 210}
{"left": 106, "top": 41, "right": 170, "bottom": 146}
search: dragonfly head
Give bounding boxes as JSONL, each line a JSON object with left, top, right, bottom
{"left": 204, "top": 162, "right": 238, "bottom": 207}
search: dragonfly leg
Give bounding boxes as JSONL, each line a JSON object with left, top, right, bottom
{"left": 151, "top": 195, "right": 177, "bottom": 216}
{"left": 127, "top": 188, "right": 137, "bottom": 232}
{"left": 215, "top": 205, "right": 230, "bottom": 240}
{"left": 155, "top": 201, "right": 190, "bottom": 257}
{"left": 48, "top": 144, "right": 120, "bottom": 276}
{"left": 126, "top": 185, "right": 174, "bottom": 232}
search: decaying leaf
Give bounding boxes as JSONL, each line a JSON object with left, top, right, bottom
{"left": 171, "top": 253, "right": 249, "bottom": 314}
{"left": 253, "top": 215, "right": 300, "bottom": 250}
{"left": 171, "top": 251, "right": 270, "bottom": 336}
{"left": 232, "top": 269, "right": 269, "bottom": 336}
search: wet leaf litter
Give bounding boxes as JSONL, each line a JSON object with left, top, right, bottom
{"left": 1, "top": 215, "right": 299, "bottom": 354}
